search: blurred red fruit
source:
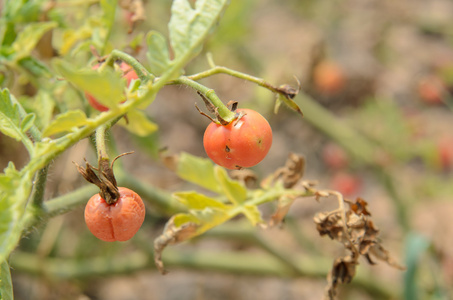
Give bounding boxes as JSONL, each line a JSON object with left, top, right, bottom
{"left": 322, "top": 143, "right": 349, "bottom": 169}
{"left": 313, "top": 61, "right": 346, "bottom": 94}
{"left": 330, "top": 172, "right": 362, "bottom": 197}
{"left": 417, "top": 75, "right": 444, "bottom": 105}
{"left": 438, "top": 135, "right": 453, "bottom": 171}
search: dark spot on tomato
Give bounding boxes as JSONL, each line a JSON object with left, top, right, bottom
{"left": 225, "top": 145, "right": 230, "bottom": 152}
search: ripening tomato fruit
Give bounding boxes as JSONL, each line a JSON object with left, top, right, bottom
{"left": 84, "top": 187, "right": 145, "bottom": 242}
{"left": 85, "top": 62, "right": 139, "bottom": 112}
{"left": 203, "top": 109, "right": 273, "bottom": 170}
{"left": 322, "top": 142, "right": 349, "bottom": 169}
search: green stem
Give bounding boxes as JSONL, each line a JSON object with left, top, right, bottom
{"left": 116, "top": 171, "right": 183, "bottom": 215}
{"left": 95, "top": 124, "right": 109, "bottom": 161}
{"left": 102, "top": 49, "right": 153, "bottom": 83}
{"left": 9, "top": 249, "right": 395, "bottom": 298}
{"left": 205, "top": 223, "right": 307, "bottom": 276}
{"left": 172, "top": 76, "right": 236, "bottom": 122}
{"left": 187, "top": 66, "right": 279, "bottom": 93}
{"left": 30, "top": 166, "right": 49, "bottom": 210}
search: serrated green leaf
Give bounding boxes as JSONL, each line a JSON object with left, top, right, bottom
{"left": 0, "top": 260, "right": 13, "bottom": 300}
{"left": 119, "top": 109, "right": 158, "bottom": 137}
{"left": 214, "top": 166, "right": 247, "bottom": 205}
{"left": 12, "top": 21, "right": 57, "bottom": 61}
{"left": 177, "top": 152, "right": 222, "bottom": 194}
{"left": 241, "top": 204, "right": 263, "bottom": 226}
{"left": 42, "top": 110, "right": 88, "bottom": 137}
{"left": 0, "top": 89, "right": 34, "bottom": 152}
{"left": 20, "top": 113, "right": 36, "bottom": 133}
{"left": 174, "top": 191, "right": 228, "bottom": 210}
{"left": 146, "top": 31, "right": 172, "bottom": 76}
{"left": 0, "top": 90, "right": 21, "bottom": 141}
{"left": 53, "top": 59, "right": 124, "bottom": 109}
{"left": 169, "top": 0, "right": 229, "bottom": 62}
{"left": 0, "top": 165, "right": 34, "bottom": 265}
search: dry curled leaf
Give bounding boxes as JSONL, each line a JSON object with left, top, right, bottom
{"left": 229, "top": 169, "right": 258, "bottom": 189}
{"left": 272, "top": 153, "right": 305, "bottom": 188}
{"left": 348, "top": 197, "right": 371, "bottom": 216}
{"left": 266, "top": 153, "right": 307, "bottom": 226}
{"left": 154, "top": 216, "right": 199, "bottom": 274}
{"left": 325, "top": 255, "right": 358, "bottom": 300}
{"left": 314, "top": 194, "right": 405, "bottom": 299}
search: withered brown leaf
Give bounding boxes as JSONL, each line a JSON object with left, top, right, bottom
{"left": 325, "top": 255, "right": 358, "bottom": 300}
{"left": 154, "top": 216, "right": 199, "bottom": 275}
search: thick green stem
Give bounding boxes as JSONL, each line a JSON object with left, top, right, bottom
{"left": 30, "top": 166, "right": 49, "bottom": 210}
{"left": 95, "top": 124, "right": 109, "bottom": 161}
{"left": 172, "top": 76, "right": 236, "bottom": 123}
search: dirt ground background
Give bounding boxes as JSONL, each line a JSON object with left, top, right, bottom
{"left": 6, "top": 0, "right": 453, "bottom": 299}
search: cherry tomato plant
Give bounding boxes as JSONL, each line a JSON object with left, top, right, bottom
{"left": 0, "top": 1, "right": 408, "bottom": 299}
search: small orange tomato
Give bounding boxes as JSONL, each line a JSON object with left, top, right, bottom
{"left": 84, "top": 187, "right": 145, "bottom": 242}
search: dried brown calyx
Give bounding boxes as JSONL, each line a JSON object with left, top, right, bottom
{"left": 74, "top": 152, "right": 133, "bottom": 204}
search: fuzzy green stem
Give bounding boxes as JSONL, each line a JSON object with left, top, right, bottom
{"left": 172, "top": 76, "right": 236, "bottom": 123}
{"left": 95, "top": 124, "right": 109, "bottom": 161}
{"left": 102, "top": 49, "right": 153, "bottom": 82}
{"left": 30, "top": 166, "right": 49, "bottom": 210}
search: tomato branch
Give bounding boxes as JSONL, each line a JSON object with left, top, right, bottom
{"left": 101, "top": 49, "right": 154, "bottom": 83}
{"left": 171, "top": 76, "right": 237, "bottom": 123}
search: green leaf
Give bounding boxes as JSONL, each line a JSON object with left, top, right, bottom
{"left": 174, "top": 191, "right": 228, "bottom": 210}
{"left": 277, "top": 93, "right": 303, "bottom": 116}
{"left": 146, "top": 31, "right": 172, "bottom": 76}
{"left": 60, "top": 26, "right": 93, "bottom": 55}
{"left": 100, "top": 0, "right": 118, "bottom": 54}
{"left": 0, "top": 260, "right": 13, "bottom": 300}
{"left": 404, "top": 233, "right": 430, "bottom": 300}
{"left": 20, "top": 113, "right": 36, "bottom": 133}
{"left": 0, "top": 164, "right": 34, "bottom": 265}
{"left": 53, "top": 59, "right": 125, "bottom": 110}
{"left": 241, "top": 204, "right": 263, "bottom": 226}
{"left": 168, "top": 0, "right": 229, "bottom": 63}
{"left": 172, "top": 213, "right": 201, "bottom": 228}
{"left": 0, "top": 89, "right": 34, "bottom": 152}
{"left": 176, "top": 152, "right": 222, "bottom": 194}
{"left": 18, "top": 56, "right": 52, "bottom": 78}
{"left": 12, "top": 21, "right": 57, "bottom": 61}
{"left": 119, "top": 109, "right": 158, "bottom": 137}
{"left": 32, "top": 91, "right": 55, "bottom": 129}
{"left": 214, "top": 166, "right": 247, "bottom": 204}
{"left": 42, "top": 110, "right": 88, "bottom": 137}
